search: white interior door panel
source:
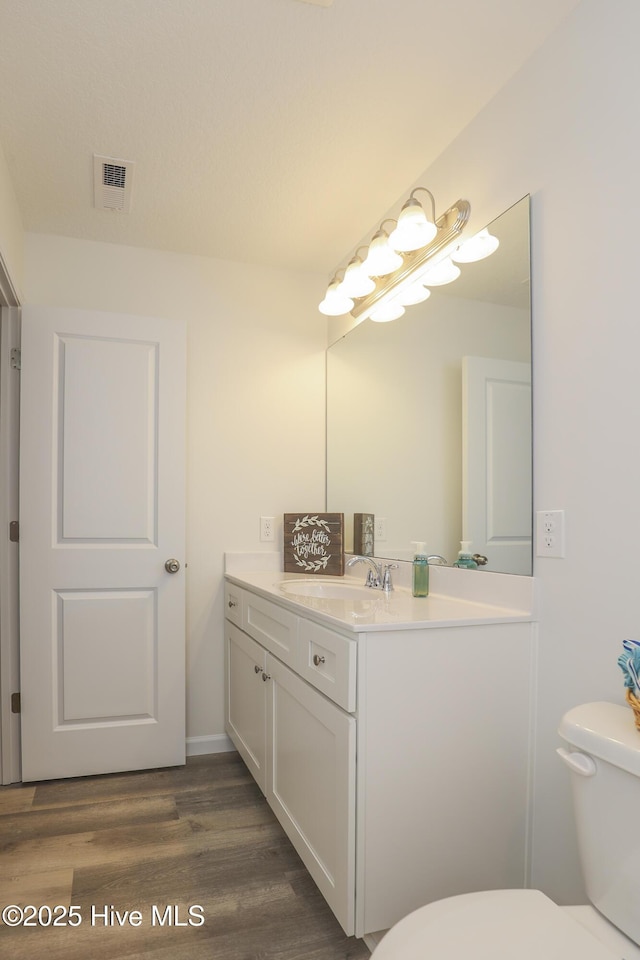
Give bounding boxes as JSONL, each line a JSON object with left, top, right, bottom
{"left": 20, "top": 306, "right": 186, "bottom": 781}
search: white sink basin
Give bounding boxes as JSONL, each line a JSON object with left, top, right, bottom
{"left": 279, "top": 578, "right": 375, "bottom": 600}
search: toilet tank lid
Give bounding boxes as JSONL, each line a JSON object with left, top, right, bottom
{"left": 559, "top": 701, "right": 640, "bottom": 776}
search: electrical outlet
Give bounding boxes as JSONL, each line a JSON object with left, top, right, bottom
{"left": 374, "top": 517, "right": 387, "bottom": 542}
{"left": 260, "top": 516, "right": 275, "bottom": 542}
{"left": 536, "top": 510, "right": 565, "bottom": 558}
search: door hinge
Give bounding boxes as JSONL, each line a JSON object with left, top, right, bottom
{"left": 9, "top": 520, "right": 18, "bottom": 542}
{"left": 11, "top": 692, "right": 21, "bottom": 714}
{"left": 10, "top": 347, "right": 21, "bottom": 371}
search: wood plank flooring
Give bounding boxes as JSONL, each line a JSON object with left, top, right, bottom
{"left": 0, "top": 752, "right": 370, "bottom": 960}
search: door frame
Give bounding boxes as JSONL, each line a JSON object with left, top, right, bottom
{"left": 0, "top": 304, "right": 21, "bottom": 783}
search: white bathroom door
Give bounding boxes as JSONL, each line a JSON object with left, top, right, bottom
{"left": 462, "top": 356, "right": 532, "bottom": 575}
{"left": 19, "top": 306, "right": 186, "bottom": 782}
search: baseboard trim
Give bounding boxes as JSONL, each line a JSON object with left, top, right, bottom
{"left": 186, "top": 734, "right": 235, "bottom": 757}
{"left": 363, "top": 930, "right": 386, "bottom": 952}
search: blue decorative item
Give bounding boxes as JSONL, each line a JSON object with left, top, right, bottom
{"left": 618, "top": 639, "right": 640, "bottom": 694}
{"left": 619, "top": 639, "right": 640, "bottom": 731}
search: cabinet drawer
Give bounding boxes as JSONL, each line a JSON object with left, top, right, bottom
{"left": 243, "top": 591, "right": 299, "bottom": 669}
{"left": 224, "top": 583, "right": 243, "bottom": 627}
{"left": 298, "top": 619, "right": 356, "bottom": 712}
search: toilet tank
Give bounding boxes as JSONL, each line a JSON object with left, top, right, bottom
{"left": 559, "top": 701, "right": 640, "bottom": 946}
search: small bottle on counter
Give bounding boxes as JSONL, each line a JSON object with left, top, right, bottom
{"left": 410, "top": 541, "right": 429, "bottom": 597}
{"left": 453, "top": 541, "right": 478, "bottom": 569}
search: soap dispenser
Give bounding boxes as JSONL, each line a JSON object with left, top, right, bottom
{"left": 453, "top": 540, "right": 478, "bottom": 569}
{"left": 411, "top": 542, "right": 429, "bottom": 597}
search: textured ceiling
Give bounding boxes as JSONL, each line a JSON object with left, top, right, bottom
{"left": 0, "top": 0, "right": 581, "bottom": 274}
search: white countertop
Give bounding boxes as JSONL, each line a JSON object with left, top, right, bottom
{"left": 225, "top": 568, "right": 535, "bottom": 633}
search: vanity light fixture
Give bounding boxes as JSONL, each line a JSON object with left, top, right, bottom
{"left": 388, "top": 188, "right": 438, "bottom": 252}
{"left": 418, "top": 256, "right": 461, "bottom": 287}
{"left": 318, "top": 272, "right": 355, "bottom": 316}
{"left": 451, "top": 227, "right": 499, "bottom": 263}
{"left": 369, "top": 299, "right": 406, "bottom": 323}
{"left": 397, "top": 282, "right": 431, "bottom": 306}
{"left": 363, "top": 221, "right": 404, "bottom": 277}
{"left": 318, "top": 189, "right": 476, "bottom": 322}
{"left": 339, "top": 248, "right": 376, "bottom": 298}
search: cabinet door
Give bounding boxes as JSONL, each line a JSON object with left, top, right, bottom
{"left": 265, "top": 655, "right": 356, "bottom": 935}
{"left": 225, "top": 622, "right": 267, "bottom": 793}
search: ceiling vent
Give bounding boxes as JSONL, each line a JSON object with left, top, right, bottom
{"left": 93, "top": 155, "right": 135, "bottom": 212}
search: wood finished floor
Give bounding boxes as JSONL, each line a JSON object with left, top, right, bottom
{"left": 0, "top": 752, "right": 370, "bottom": 960}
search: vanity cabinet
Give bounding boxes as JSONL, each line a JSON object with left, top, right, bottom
{"left": 224, "top": 577, "right": 533, "bottom": 940}
{"left": 224, "top": 583, "right": 356, "bottom": 933}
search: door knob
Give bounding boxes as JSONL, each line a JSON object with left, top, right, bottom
{"left": 164, "top": 558, "right": 181, "bottom": 574}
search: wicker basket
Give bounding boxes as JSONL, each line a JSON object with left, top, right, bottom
{"left": 626, "top": 688, "right": 640, "bottom": 730}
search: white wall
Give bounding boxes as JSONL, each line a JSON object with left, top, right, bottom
{"left": 23, "top": 233, "right": 327, "bottom": 746}
{"left": 387, "top": 0, "right": 638, "bottom": 903}
{"left": 0, "top": 140, "right": 24, "bottom": 302}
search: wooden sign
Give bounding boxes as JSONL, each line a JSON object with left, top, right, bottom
{"left": 354, "top": 513, "right": 374, "bottom": 556}
{"left": 283, "top": 513, "right": 344, "bottom": 576}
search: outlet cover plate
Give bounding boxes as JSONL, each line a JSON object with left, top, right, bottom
{"left": 536, "top": 509, "right": 565, "bottom": 558}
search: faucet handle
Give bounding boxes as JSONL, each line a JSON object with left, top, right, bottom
{"left": 382, "top": 563, "right": 398, "bottom": 593}
{"left": 365, "top": 569, "right": 378, "bottom": 587}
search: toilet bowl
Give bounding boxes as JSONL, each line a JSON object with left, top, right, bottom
{"left": 372, "top": 703, "right": 640, "bottom": 960}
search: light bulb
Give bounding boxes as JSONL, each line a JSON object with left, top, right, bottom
{"left": 340, "top": 257, "right": 376, "bottom": 298}
{"left": 369, "top": 299, "right": 405, "bottom": 323}
{"left": 451, "top": 229, "right": 499, "bottom": 263}
{"left": 364, "top": 231, "right": 404, "bottom": 277}
{"left": 389, "top": 199, "right": 438, "bottom": 252}
{"left": 419, "top": 257, "right": 461, "bottom": 286}
{"left": 318, "top": 280, "right": 354, "bottom": 317}
{"left": 397, "top": 283, "right": 431, "bottom": 306}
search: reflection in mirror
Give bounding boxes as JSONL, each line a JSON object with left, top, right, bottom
{"left": 326, "top": 196, "right": 532, "bottom": 575}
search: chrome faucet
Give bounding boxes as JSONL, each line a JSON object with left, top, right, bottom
{"left": 426, "top": 555, "right": 448, "bottom": 565}
{"left": 347, "top": 555, "right": 398, "bottom": 594}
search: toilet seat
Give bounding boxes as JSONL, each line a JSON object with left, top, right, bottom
{"left": 564, "top": 905, "right": 640, "bottom": 959}
{"left": 371, "top": 890, "right": 625, "bottom": 960}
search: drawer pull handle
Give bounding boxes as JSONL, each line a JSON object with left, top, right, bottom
{"left": 228, "top": 599, "right": 237, "bottom": 608}
{"left": 254, "top": 664, "right": 261, "bottom": 674}
{"left": 313, "top": 654, "right": 326, "bottom": 666}
{"left": 261, "top": 671, "right": 271, "bottom": 682}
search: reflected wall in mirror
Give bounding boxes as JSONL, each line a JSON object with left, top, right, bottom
{"left": 326, "top": 195, "right": 532, "bottom": 575}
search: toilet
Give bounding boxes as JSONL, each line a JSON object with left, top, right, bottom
{"left": 372, "top": 701, "right": 640, "bottom": 959}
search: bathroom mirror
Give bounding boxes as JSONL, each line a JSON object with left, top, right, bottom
{"left": 326, "top": 195, "right": 532, "bottom": 575}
